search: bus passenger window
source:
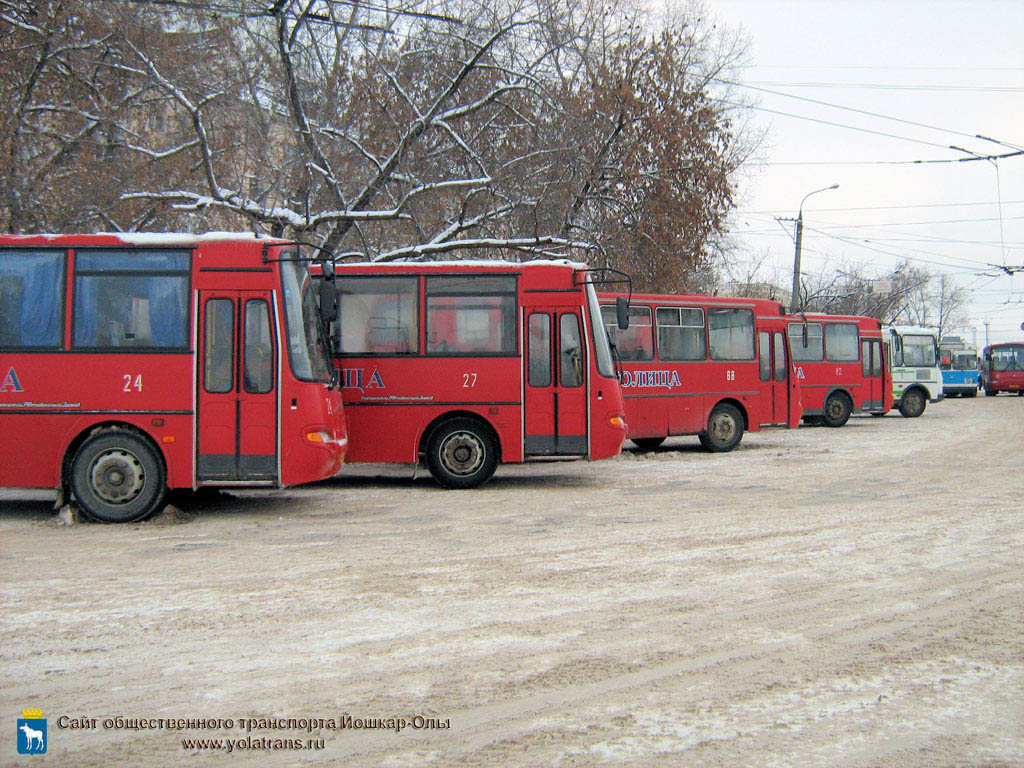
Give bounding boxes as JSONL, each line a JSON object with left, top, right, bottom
{"left": 655, "top": 307, "right": 705, "bottom": 361}
{"left": 204, "top": 299, "right": 234, "bottom": 394}
{"left": 709, "top": 308, "right": 754, "bottom": 360}
{"left": 337, "top": 276, "right": 418, "bottom": 355}
{"left": 0, "top": 249, "right": 64, "bottom": 348}
{"left": 425, "top": 275, "right": 516, "bottom": 354}
{"left": 759, "top": 331, "right": 771, "bottom": 382}
{"left": 72, "top": 249, "right": 189, "bottom": 349}
{"left": 560, "top": 314, "right": 583, "bottom": 387}
{"left": 788, "top": 322, "right": 823, "bottom": 362}
{"left": 244, "top": 300, "right": 273, "bottom": 394}
{"left": 825, "top": 322, "right": 859, "bottom": 362}
{"left": 528, "top": 313, "right": 551, "bottom": 387}
{"left": 773, "top": 332, "right": 787, "bottom": 381}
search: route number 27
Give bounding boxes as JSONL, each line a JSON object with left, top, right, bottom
{"left": 123, "top": 374, "right": 142, "bottom": 392}
{"left": 462, "top": 373, "right": 478, "bottom": 388}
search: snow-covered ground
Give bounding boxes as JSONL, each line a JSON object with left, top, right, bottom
{"left": 2, "top": 395, "right": 1022, "bottom": 767}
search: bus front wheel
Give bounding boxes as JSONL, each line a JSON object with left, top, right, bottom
{"left": 898, "top": 389, "right": 927, "bottom": 418}
{"left": 69, "top": 430, "right": 167, "bottom": 523}
{"left": 698, "top": 404, "right": 744, "bottom": 453}
{"left": 425, "top": 418, "right": 499, "bottom": 489}
{"left": 821, "top": 392, "right": 853, "bottom": 428}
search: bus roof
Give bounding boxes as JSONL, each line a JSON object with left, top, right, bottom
{"left": 601, "top": 292, "right": 787, "bottom": 314}
{"left": 0, "top": 232, "right": 292, "bottom": 247}
{"left": 796, "top": 312, "right": 882, "bottom": 328}
{"left": 335, "top": 258, "right": 590, "bottom": 271}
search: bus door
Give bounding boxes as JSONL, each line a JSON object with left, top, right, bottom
{"left": 197, "top": 290, "right": 278, "bottom": 481}
{"left": 523, "top": 308, "right": 588, "bottom": 455}
{"left": 862, "top": 339, "right": 883, "bottom": 408}
{"left": 759, "top": 330, "right": 790, "bottom": 425}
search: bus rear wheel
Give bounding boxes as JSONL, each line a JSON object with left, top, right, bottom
{"left": 898, "top": 389, "right": 926, "bottom": 418}
{"left": 984, "top": 387, "right": 997, "bottom": 396}
{"left": 425, "top": 418, "right": 499, "bottom": 489}
{"left": 70, "top": 430, "right": 167, "bottom": 523}
{"left": 631, "top": 437, "right": 666, "bottom": 451}
{"left": 698, "top": 404, "right": 743, "bottom": 453}
{"left": 821, "top": 392, "right": 853, "bottom": 428}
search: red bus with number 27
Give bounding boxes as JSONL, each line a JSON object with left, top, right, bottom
{"left": 328, "top": 260, "right": 627, "bottom": 488}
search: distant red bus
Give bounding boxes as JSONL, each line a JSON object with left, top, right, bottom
{"left": 328, "top": 260, "right": 627, "bottom": 488}
{"left": 0, "top": 233, "right": 347, "bottom": 522}
{"left": 789, "top": 313, "right": 893, "bottom": 426}
{"left": 980, "top": 342, "right": 1024, "bottom": 395}
{"left": 598, "top": 293, "right": 802, "bottom": 452}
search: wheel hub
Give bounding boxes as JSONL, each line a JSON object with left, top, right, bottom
{"left": 90, "top": 449, "right": 145, "bottom": 505}
{"left": 710, "top": 414, "right": 736, "bottom": 441}
{"left": 440, "top": 431, "right": 484, "bottom": 476}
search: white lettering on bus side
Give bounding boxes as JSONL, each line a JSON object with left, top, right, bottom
{"left": 618, "top": 370, "right": 682, "bottom": 388}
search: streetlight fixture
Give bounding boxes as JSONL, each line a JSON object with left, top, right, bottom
{"left": 790, "top": 183, "right": 839, "bottom": 312}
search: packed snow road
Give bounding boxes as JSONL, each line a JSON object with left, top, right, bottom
{"left": 1, "top": 395, "right": 1022, "bottom": 767}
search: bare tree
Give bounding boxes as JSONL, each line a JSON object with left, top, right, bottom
{"left": 2, "top": 0, "right": 750, "bottom": 277}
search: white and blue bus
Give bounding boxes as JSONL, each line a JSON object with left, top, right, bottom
{"left": 882, "top": 325, "right": 944, "bottom": 417}
{"left": 938, "top": 335, "right": 979, "bottom": 397}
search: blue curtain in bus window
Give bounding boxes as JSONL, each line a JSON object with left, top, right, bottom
{"left": 73, "top": 275, "right": 187, "bottom": 348}
{"left": 0, "top": 250, "right": 63, "bottom": 347}
{"left": 72, "top": 249, "right": 189, "bottom": 349}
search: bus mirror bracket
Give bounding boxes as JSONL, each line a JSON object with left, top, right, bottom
{"left": 615, "top": 296, "right": 630, "bottom": 330}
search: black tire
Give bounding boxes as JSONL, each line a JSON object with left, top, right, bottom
{"left": 965, "top": 389, "right": 978, "bottom": 398}
{"left": 631, "top": 437, "right": 666, "bottom": 451}
{"left": 70, "top": 430, "right": 167, "bottom": 523}
{"left": 898, "top": 388, "right": 927, "bottom": 418}
{"left": 698, "top": 403, "right": 744, "bottom": 452}
{"left": 821, "top": 391, "right": 853, "bottom": 428}
{"left": 984, "top": 387, "right": 997, "bottom": 397}
{"left": 425, "top": 418, "right": 499, "bottom": 489}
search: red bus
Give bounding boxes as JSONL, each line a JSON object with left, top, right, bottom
{"left": 980, "top": 342, "right": 1024, "bottom": 395}
{"left": 598, "top": 293, "right": 802, "bottom": 452}
{"left": 0, "top": 233, "right": 347, "bottom": 522}
{"left": 328, "top": 260, "right": 627, "bottom": 488}
{"left": 788, "top": 313, "right": 893, "bottom": 426}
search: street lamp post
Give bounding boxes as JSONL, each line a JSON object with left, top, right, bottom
{"left": 790, "top": 184, "right": 839, "bottom": 312}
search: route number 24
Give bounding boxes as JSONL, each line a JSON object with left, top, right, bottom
{"left": 123, "top": 374, "right": 142, "bottom": 392}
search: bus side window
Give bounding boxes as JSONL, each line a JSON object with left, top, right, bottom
{"left": 243, "top": 299, "right": 273, "bottom": 394}
{"left": 204, "top": 299, "right": 234, "bottom": 394}
{"left": 528, "top": 313, "right": 551, "bottom": 387}
{"left": 559, "top": 313, "right": 583, "bottom": 387}
{"left": 759, "top": 331, "right": 771, "bottom": 382}
{"left": 773, "top": 332, "right": 787, "bottom": 381}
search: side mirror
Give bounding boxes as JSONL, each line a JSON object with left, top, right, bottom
{"left": 318, "top": 275, "right": 338, "bottom": 323}
{"left": 616, "top": 296, "right": 630, "bottom": 331}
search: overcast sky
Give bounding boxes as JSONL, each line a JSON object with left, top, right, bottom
{"left": 709, "top": 0, "right": 1024, "bottom": 345}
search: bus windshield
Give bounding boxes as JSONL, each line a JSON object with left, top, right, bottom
{"left": 280, "top": 254, "right": 332, "bottom": 383}
{"left": 585, "top": 281, "right": 616, "bottom": 378}
{"left": 951, "top": 352, "right": 977, "bottom": 371}
{"left": 899, "top": 334, "right": 936, "bottom": 367}
{"left": 991, "top": 344, "right": 1024, "bottom": 371}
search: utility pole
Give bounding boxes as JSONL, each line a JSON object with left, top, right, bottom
{"left": 984, "top": 320, "right": 990, "bottom": 348}
{"left": 789, "top": 184, "right": 838, "bottom": 312}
